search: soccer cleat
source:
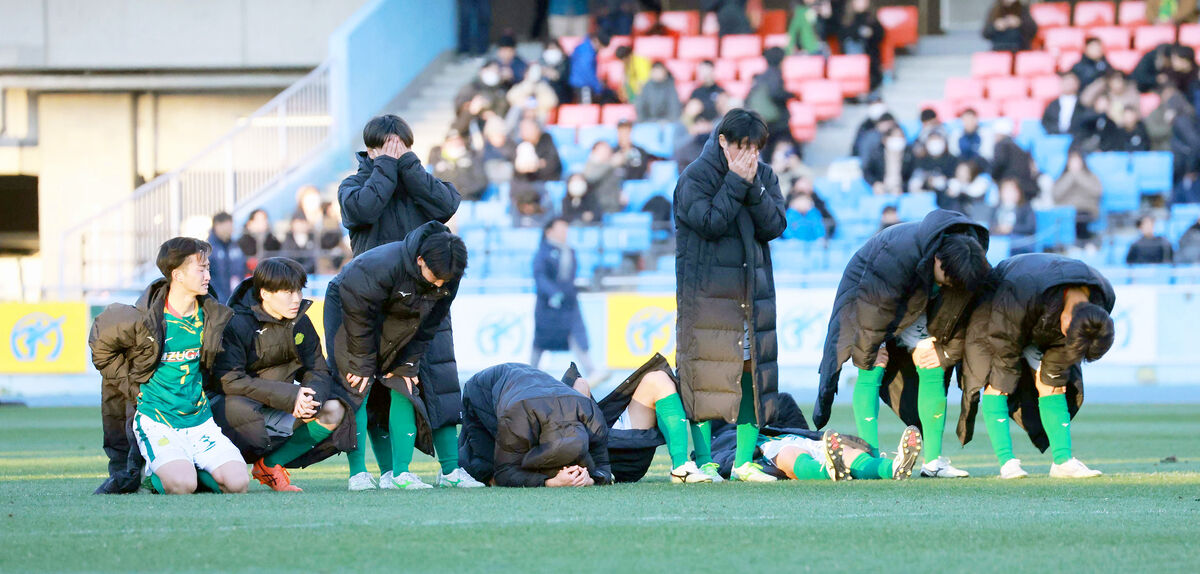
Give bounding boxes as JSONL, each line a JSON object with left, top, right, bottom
{"left": 381, "top": 471, "right": 433, "bottom": 490}
{"left": 437, "top": 467, "right": 486, "bottom": 488}
{"left": 730, "top": 462, "right": 777, "bottom": 482}
{"left": 999, "top": 458, "right": 1029, "bottom": 479}
{"left": 348, "top": 472, "right": 378, "bottom": 491}
{"left": 920, "top": 456, "right": 970, "bottom": 478}
{"left": 252, "top": 459, "right": 302, "bottom": 492}
{"left": 698, "top": 462, "right": 725, "bottom": 483}
{"left": 670, "top": 461, "right": 714, "bottom": 484}
{"left": 892, "top": 426, "right": 923, "bottom": 480}
{"left": 1049, "top": 458, "right": 1102, "bottom": 479}
{"left": 821, "top": 430, "right": 851, "bottom": 481}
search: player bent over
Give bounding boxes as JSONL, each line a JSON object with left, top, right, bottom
{"left": 210, "top": 258, "right": 353, "bottom": 492}
{"left": 89, "top": 238, "right": 245, "bottom": 494}
{"left": 960, "top": 254, "right": 1115, "bottom": 479}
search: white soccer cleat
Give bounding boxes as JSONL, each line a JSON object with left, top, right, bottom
{"left": 380, "top": 471, "right": 434, "bottom": 490}
{"left": 698, "top": 462, "right": 725, "bottom": 483}
{"left": 920, "top": 456, "right": 970, "bottom": 478}
{"left": 999, "top": 458, "right": 1029, "bottom": 479}
{"left": 730, "top": 462, "right": 777, "bottom": 482}
{"left": 1049, "top": 458, "right": 1102, "bottom": 479}
{"left": 348, "top": 472, "right": 377, "bottom": 491}
{"left": 437, "top": 467, "right": 486, "bottom": 488}
{"left": 670, "top": 461, "right": 714, "bottom": 484}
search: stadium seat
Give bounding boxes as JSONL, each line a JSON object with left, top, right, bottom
{"left": 677, "top": 36, "right": 719, "bottom": 61}
{"left": 600, "top": 60, "right": 626, "bottom": 90}
{"left": 1044, "top": 28, "right": 1086, "bottom": 54}
{"left": 738, "top": 57, "right": 768, "bottom": 81}
{"left": 554, "top": 104, "right": 601, "bottom": 127}
{"left": 569, "top": 226, "right": 602, "bottom": 251}
{"left": 827, "top": 54, "right": 871, "bottom": 97}
{"left": 633, "top": 11, "right": 658, "bottom": 35}
{"left": 1073, "top": 2, "right": 1116, "bottom": 27}
{"left": 1140, "top": 92, "right": 1161, "bottom": 117}
{"left": 1180, "top": 23, "right": 1200, "bottom": 48}
{"left": 1107, "top": 49, "right": 1141, "bottom": 73}
{"left": 1034, "top": 134, "right": 1074, "bottom": 176}
{"left": 1134, "top": 25, "right": 1177, "bottom": 52}
{"left": 1131, "top": 151, "right": 1174, "bottom": 195}
{"left": 945, "top": 77, "right": 985, "bottom": 102}
{"left": 663, "top": 59, "right": 696, "bottom": 82}
{"left": 1169, "top": 205, "right": 1200, "bottom": 240}
{"left": 897, "top": 193, "right": 937, "bottom": 222}
{"left": 1030, "top": 74, "right": 1062, "bottom": 100}
{"left": 782, "top": 55, "right": 825, "bottom": 81}
{"left": 1100, "top": 170, "right": 1140, "bottom": 213}
{"left": 598, "top": 36, "right": 632, "bottom": 61}
{"left": 1030, "top": 2, "right": 1071, "bottom": 29}
{"left": 675, "top": 80, "right": 697, "bottom": 101}
{"left": 799, "top": 80, "right": 844, "bottom": 121}
{"left": 659, "top": 11, "right": 700, "bottom": 35}
{"left": 720, "top": 34, "right": 763, "bottom": 59}
{"left": 1058, "top": 51, "right": 1083, "bottom": 72}
{"left": 648, "top": 160, "right": 679, "bottom": 184}
{"left": 545, "top": 125, "right": 576, "bottom": 148}
{"left": 559, "top": 36, "right": 585, "bottom": 56}
{"left": 877, "top": 6, "right": 920, "bottom": 48}
{"left": 702, "top": 12, "right": 719, "bottom": 35}
{"left": 787, "top": 100, "right": 817, "bottom": 142}
{"left": 600, "top": 104, "right": 637, "bottom": 126}
{"left": 1036, "top": 206, "right": 1078, "bottom": 250}
{"left": 1119, "top": 1, "right": 1147, "bottom": 26}
{"left": 724, "top": 80, "right": 753, "bottom": 100}
{"left": 630, "top": 122, "right": 674, "bottom": 158}
{"left": 986, "top": 236, "right": 1012, "bottom": 266}
{"left": 577, "top": 125, "right": 618, "bottom": 149}
{"left": 633, "top": 36, "right": 676, "bottom": 60}
{"left": 957, "top": 98, "right": 1001, "bottom": 118}
{"left": 713, "top": 59, "right": 738, "bottom": 82}
{"left": 544, "top": 180, "right": 567, "bottom": 208}
{"left": 1015, "top": 51, "right": 1058, "bottom": 76}
{"left": 1088, "top": 26, "right": 1131, "bottom": 51}
{"left": 987, "top": 76, "right": 1031, "bottom": 100}
{"left": 495, "top": 228, "right": 542, "bottom": 251}
{"left": 1087, "top": 151, "right": 1131, "bottom": 178}
{"left": 623, "top": 180, "right": 665, "bottom": 212}
{"left": 1002, "top": 98, "right": 1045, "bottom": 121}
{"left": 459, "top": 226, "right": 490, "bottom": 252}
{"left": 603, "top": 211, "right": 654, "bottom": 228}
{"left": 971, "top": 51, "right": 1013, "bottom": 77}
{"left": 763, "top": 34, "right": 790, "bottom": 50}
{"left": 759, "top": 9, "right": 789, "bottom": 35}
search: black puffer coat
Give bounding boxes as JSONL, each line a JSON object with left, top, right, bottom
{"left": 673, "top": 122, "right": 787, "bottom": 424}
{"left": 459, "top": 363, "right": 613, "bottom": 487}
{"left": 813, "top": 209, "right": 989, "bottom": 429}
{"left": 711, "top": 392, "right": 821, "bottom": 479}
{"left": 209, "top": 278, "right": 353, "bottom": 467}
{"left": 331, "top": 222, "right": 461, "bottom": 454}
{"left": 88, "top": 279, "right": 232, "bottom": 492}
{"left": 958, "top": 254, "right": 1116, "bottom": 451}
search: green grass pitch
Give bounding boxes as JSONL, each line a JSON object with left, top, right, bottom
{"left": 2, "top": 403, "right": 1198, "bottom": 572}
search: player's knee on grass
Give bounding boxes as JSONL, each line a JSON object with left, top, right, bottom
{"left": 633, "top": 370, "right": 675, "bottom": 405}
{"left": 572, "top": 377, "right": 592, "bottom": 399}
{"left": 317, "top": 400, "right": 345, "bottom": 429}
{"left": 212, "top": 461, "right": 249, "bottom": 494}
{"left": 156, "top": 461, "right": 198, "bottom": 494}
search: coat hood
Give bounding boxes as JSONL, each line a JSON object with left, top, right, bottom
{"left": 399, "top": 220, "right": 452, "bottom": 289}
{"left": 915, "top": 208, "right": 990, "bottom": 256}
{"left": 135, "top": 278, "right": 170, "bottom": 312}
{"left": 996, "top": 253, "right": 1116, "bottom": 311}
{"left": 523, "top": 422, "right": 590, "bottom": 471}
{"left": 228, "top": 277, "right": 313, "bottom": 324}
{"left": 696, "top": 122, "right": 729, "bottom": 174}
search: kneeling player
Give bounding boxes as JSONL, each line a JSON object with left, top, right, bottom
{"left": 960, "top": 253, "right": 1115, "bottom": 479}
{"left": 211, "top": 258, "right": 352, "bottom": 492}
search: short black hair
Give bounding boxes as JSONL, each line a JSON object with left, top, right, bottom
{"left": 877, "top": 112, "right": 896, "bottom": 125}
{"left": 717, "top": 108, "right": 769, "bottom": 150}
{"left": 699, "top": 59, "right": 714, "bottom": 67}
{"left": 156, "top": 237, "right": 211, "bottom": 278}
{"left": 1085, "top": 36, "right": 1102, "bottom": 47}
{"left": 418, "top": 231, "right": 469, "bottom": 282}
{"left": 363, "top": 114, "right": 414, "bottom": 149}
{"left": 763, "top": 46, "right": 785, "bottom": 67}
{"left": 615, "top": 45, "right": 632, "bottom": 59}
{"left": 935, "top": 232, "right": 989, "bottom": 291}
{"left": 882, "top": 205, "right": 898, "bottom": 215}
{"left": 1066, "top": 302, "right": 1115, "bottom": 362}
{"left": 920, "top": 108, "right": 938, "bottom": 122}
{"left": 498, "top": 35, "right": 516, "bottom": 48}
{"left": 212, "top": 212, "right": 232, "bottom": 226}
{"left": 596, "top": 31, "right": 612, "bottom": 47}
{"left": 252, "top": 257, "right": 307, "bottom": 301}
{"left": 1137, "top": 214, "right": 1156, "bottom": 228}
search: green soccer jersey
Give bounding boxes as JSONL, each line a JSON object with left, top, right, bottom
{"left": 137, "top": 305, "right": 211, "bottom": 428}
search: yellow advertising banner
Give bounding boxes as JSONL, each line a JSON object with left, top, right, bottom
{"left": 605, "top": 294, "right": 677, "bottom": 369}
{"left": 0, "top": 303, "right": 89, "bottom": 374}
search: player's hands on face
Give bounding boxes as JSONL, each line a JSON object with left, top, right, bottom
{"left": 292, "top": 386, "right": 319, "bottom": 419}
{"left": 912, "top": 338, "right": 941, "bottom": 369}
{"left": 345, "top": 373, "right": 371, "bottom": 393}
{"left": 379, "top": 135, "right": 408, "bottom": 160}
{"left": 725, "top": 144, "right": 759, "bottom": 182}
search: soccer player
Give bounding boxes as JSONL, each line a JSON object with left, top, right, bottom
{"left": 326, "top": 222, "right": 483, "bottom": 490}
{"left": 673, "top": 108, "right": 788, "bottom": 483}
{"left": 89, "top": 237, "right": 245, "bottom": 495}
{"left": 210, "top": 258, "right": 351, "bottom": 492}
{"left": 959, "top": 253, "right": 1115, "bottom": 479}
{"left": 814, "top": 209, "right": 990, "bottom": 478}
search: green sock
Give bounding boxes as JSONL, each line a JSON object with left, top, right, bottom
{"left": 654, "top": 392, "right": 690, "bottom": 468}
{"left": 734, "top": 372, "right": 759, "bottom": 467}
{"left": 980, "top": 394, "right": 1015, "bottom": 465}
{"left": 1039, "top": 394, "right": 1073, "bottom": 464}
{"left": 916, "top": 366, "right": 947, "bottom": 463}
{"left": 149, "top": 473, "right": 164, "bottom": 494}
{"left": 389, "top": 390, "right": 417, "bottom": 474}
{"left": 348, "top": 388, "right": 371, "bottom": 477}
{"left": 196, "top": 469, "right": 222, "bottom": 493}
{"left": 853, "top": 366, "right": 884, "bottom": 455}
{"left": 690, "top": 420, "right": 714, "bottom": 465}
{"left": 848, "top": 452, "right": 893, "bottom": 480}
{"left": 367, "top": 425, "right": 393, "bottom": 474}
{"left": 263, "top": 421, "right": 334, "bottom": 467}
{"left": 432, "top": 426, "right": 459, "bottom": 475}
{"left": 792, "top": 453, "right": 829, "bottom": 480}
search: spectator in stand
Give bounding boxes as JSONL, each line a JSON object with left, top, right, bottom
{"left": 238, "top": 209, "right": 281, "bottom": 271}
{"left": 943, "top": 158, "right": 991, "bottom": 223}
{"left": 1081, "top": 70, "right": 1140, "bottom": 123}
{"left": 454, "top": 62, "right": 507, "bottom": 135}
{"left": 852, "top": 95, "right": 889, "bottom": 157}
{"left": 1099, "top": 105, "right": 1151, "bottom": 152}
{"left": 982, "top": 0, "right": 1037, "bottom": 53}
{"left": 568, "top": 31, "right": 613, "bottom": 104}
{"left": 991, "top": 178, "right": 1038, "bottom": 255}
{"left": 1052, "top": 150, "right": 1103, "bottom": 242}
{"left": 1146, "top": 85, "right": 1195, "bottom": 151}
{"left": 1165, "top": 46, "right": 1200, "bottom": 102}
{"left": 1076, "top": 93, "right": 1115, "bottom": 152}
{"left": 786, "top": 0, "right": 833, "bottom": 55}
{"left": 319, "top": 201, "right": 350, "bottom": 273}
{"left": 770, "top": 140, "right": 814, "bottom": 196}
{"left": 783, "top": 190, "right": 826, "bottom": 241}
{"left": 429, "top": 129, "right": 489, "bottom": 202}
{"left": 562, "top": 173, "right": 601, "bottom": 224}
{"left": 1146, "top": 0, "right": 1199, "bottom": 24}
{"left": 1171, "top": 98, "right": 1200, "bottom": 182}
{"left": 583, "top": 141, "right": 627, "bottom": 215}
{"left": 675, "top": 114, "right": 715, "bottom": 172}
{"left": 457, "top": 0, "right": 491, "bottom": 58}
{"left": 513, "top": 118, "right": 562, "bottom": 184}
{"left": 635, "top": 62, "right": 682, "bottom": 123}
{"left": 878, "top": 204, "right": 900, "bottom": 232}
{"left": 1042, "top": 73, "right": 1087, "bottom": 136}
{"left": 540, "top": 40, "right": 573, "bottom": 106}
{"left": 614, "top": 119, "right": 657, "bottom": 180}
{"left": 952, "top": 108, "right": 994, "bottom": 167}
{"left": 1126, "top": 215, "right": 1175, "bottom": 264}
{"left": 293, "top": 185, "right": 324, "bottom": 228}
{"left": 595, "top": 0, "right": 636, "bottom": 37}
{"left": 991, "top": 120, "right": 1040, "bottom": 200}
{"left": 787, "top": 174, "right": 837, "bottom": 238}
{"left": 506, "top": 64, "right": 559, "bottom": 125}
{"left": 908, "top": 133, "right": 958, "bottom": 196}
{"left": 1071, "top": 37, "right": 1111, "bottom": 91}
{"left": 548, "top": 0, "right": 590, "bottom": 38}
{"left": 689, "top": 60, "right": 728, "bottom": 122}
{"left": 1172, "top": 162, "right": 1200, "bottom": 204}
{"left": 839, "top": 0, "right": 885, "bottom": 91}
{"left": 496, "top": 35, "right": 528, "bottom": 89}
{"left": 1132, "top": 44, "right": 1174, "bottom": 93}
{"left": 703, "top": 0, "right": 753, "bottom": 36}
{"left": 1178, "top": 214, "right": 1200, "bottom": 263}
{"left": 281, "top": 216, "right": 317, "bottom": 274}
{"left": 208, "top": 212, "right": 245, "bottom": 303}
{"left": 864, "top": 126, "right": 913, "bottom": 196}
{"left": 615, "top": 46, "right": 652, "bottom": 103}
{"left": 854, "top": 111, "right": 896, "bottom": 159}
{"left": 746, "top": 47, "right": 796, "bottom": 159}
{"left": 481, "top": 116, "right": 516, "bottom": 183}
{"left": 915, "top": 108, "right": 945, "bottom": 144}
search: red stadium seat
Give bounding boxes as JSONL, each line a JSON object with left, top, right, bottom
{"left": 600, "top": 60, "right": 625, "bottom": 90}
{"left": 759, "top": 10, "right": 789, "bottom": 35}
{"left": 1031, "top": 75, "right": 1063, "bottom": 100}
{"left": 1119, "top": 1, "right": 1147, "bottom": 26}
{"left": 675, "top": 81, "right": 697, "bottom": 102}
{"left": 598, "top": 36, "right": 632, "bottom": 61}
{"left": 1002, "top": 98, "right": 1045, "bottom": 121}
{"left": 1058, "top": 51, "right": 1083, "bottom": 72}
{"left": 877, "top": 6, "right": 920, "bottom": 48}
{"left": 1134, "top": 25, "right": 1177, "bottom": 52}
{"left": 987, "top": 76, "right": 1031, "bottom": 100}
{"left": 945, "top": 77, "right": 985, "bottom": 102}
{"left": 1140, "top": 92, "right": 1161, "bottom": 117}
{"left": 827, "top": 54, "right": 871, "bottom": 97}
{"left": 799, "top": 80, "right": 844, "bottom": 121}
{"left": 555, "top": 104, "right": 601, "bottom": 127}
{"left": 763, "top": 34, "right": 790, "bottom": 50}
{"left": 723, "top": 80, "right": 753, "bottom": 100}
{"left": 663, "top": 59, "right": 696, "bottom": 81}
{"left": 960, "top": 99, "right": 1001, "bottom": 118}
{"left": 919, "top": 100, "right": 959, "bottom": 122}
{"left": 1108, "top": 49, "right": 1141, "bottom": 73}
{"left": 702, "top": 12, "right": 719, "bottom": 35}
{"left": 1015, "top": 51, "right": 1058, "bottom": 76}
{"left": 1030, "top": 2, "right": 1071, "bottom": 29}
{"left": 633, "top": 11, "right": 658, "bottom": 35}
{"left": 1087, "top": 26, "right": 1131, "bottom": 51}
{"left": 971, "top": 51, "right": 1013, "bottom": 77}
{"left": 738, "top": 57, "right": 768, "bottom": 81}
{"left": 1181, "top": 24, "right": 1200, "bottom": 48}
{"left": 713, "top": 59, "right": 738, "bottom": 82}
{"left": 1074, "top": 2, "right": 1116, "bottom": 27}
{"left": 677, "top": 36, "right": 719, "bottom": 60}
{"left": 633, "top": 36, "right": 676, "bottom": 60}
{"left": 659, "top": 11, "right": 700, "bottom": 36}
{"left": 781, "top": 55, "right": 825, "bottom": 81}
{"left": 601, "top": 104, "right": 637, "bottom": 126}
{"left": 1044, "top": 27, "right": 1086, "bottom": 54}
{"left": 720, "top": 34, "right": 763, "bottom": 59}
{"left": 787, "top": 100, "right": 817, "bottom": 142}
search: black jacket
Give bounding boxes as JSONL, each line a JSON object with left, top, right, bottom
{"left": 1041, "top": 97, "right": 1088, "bottom": 136}
{"left": 1099, "top": 121, "right": 1152, "bottom": 152}
{"left": 959, "top": 254, "right": 1115, "bottom": 451}
{"left": 982, "top": 5, "right": 1037, "bottom": 52}
{"left": 863, "top": 143, "right": 915, "bottom": 186}
{"left": 338, "top": 151, "right": 461, "bottom": 257}
{"left": 702, "top": 0, "right": 752, "bottom": 36}
{"left": 813, "top": 210, "right": 989, "bottom": 429}
{"left": 673, "top": 123, "right": 787, "bottom": 423}
{"left": 1125, "top": 236, "right": 1175, "bottom": 264}
{"left": 1070, "top": 56, "right": 1110, "bottom": 91}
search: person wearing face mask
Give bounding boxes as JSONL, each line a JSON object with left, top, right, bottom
{"left": 982, "top": 0, "right": 1037, "bottom": 53}
{"left": 458, "top": 61, "right": 509, "bottom": 120}
{"left": 539, "top": 40, "right": 572, "bottom": 105}
{"left": 429, "top": 129, "right": 488, "bottom": 202}
{"left": 908, "top": 134, "right": 958, "bottom": 196}
{"left": 505, "top": 64, "right": 559, "bottom": 125}
{"left": 852, "top": 95, "right": 889, "bottom": 157}
{"left": 864, "top": 126, "right": 914, "bottom": 196}
{"left": 915, "top": 108, "right": 945, "bottom": 144}
{"left": 634, "top": 62, "right": 681, "bottom": 123}
{"left": 561, "top": 174, "right": 599, "bottom": 224}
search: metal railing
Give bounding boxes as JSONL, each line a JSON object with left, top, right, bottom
{"left": 55, "top": 61, "right": 334, "bottom": 299}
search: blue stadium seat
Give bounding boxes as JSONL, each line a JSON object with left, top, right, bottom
{"left": 603, "top": 211, "right": 653, "bottom": 227}
{"left": 459, "top": 226, "right": 490, "bottom": 251}
{"left": 486, "top": 250, "right": 536, "bottom": 279}
{"left": 576, "top": 248, "right": 602, "bottom": 279}
{"left": 648, "top": 160, "right": 679, "bottom": 184}
{"left": 578, "top": 125, "right": 618, "bottom": 150}
{"left": 1033, "top": 134, "right": 1073, "bottom": 177}
{"left": 623, "top": 179, "right": 666, "bottom": 211}
{"left": 897, "top": 193, "right": 937, "bottom": 221}
{"left": 631, "top": 123, "right": 673, "bottom": 158}
{"left": 1085, "top": 151, "right": 1130, "bottom": 179}
{"left": 545, "top": 125, "right": 576, "bottom": 149}
{"left": 472, "top": 199, "right": 509, "bottom": 225}
{"left": 656, "top": 254, "right": 676, "bottom": 274}
{"left": 901, "top": 120, "right": 921, "bottom": 142}
{"left": 544, "top": 181, "right": 567, "bottom": 211}
{"left": 1128, "top": 264, "right": 1176, "bottom": 285}
{"left": 1100, "top": 170, "right": 1140, "bottom": 213}
{"left": 1131, "top": 151, "right": 1173, "bottom": 195}
{"left": 603, "top": 225, "right": 652, "bottom": 252}
{"left": 987, "top": 236, "right": 1011, "bottom": 266}
{"left": 569, "top": 226, "right": 602, "bottom": 250}
{"left": 494, "top": 228, "right": 542, "bottom": 250}
{"left": 557, "top": 144, "right": 589, "bottom": 174}
{"left": 1169, "top": 204, "right": 1200, "bottom": 242}
{"left": 1035, "top": 206, "right": 1077, "bottom": 250}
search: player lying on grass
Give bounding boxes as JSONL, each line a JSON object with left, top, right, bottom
{"left": 210, "top": 258, "right": 352, "bottom": 492}
{"left": 326, "top": 222, "right": 483, "bottom": 490}
{"left": 814, "top": 209, "right": 990, "bottom": 478}
{"left": 959, "top": 253, "right": 1115, "bottom": 479}
{"left": 89, "top": 237, "right": 246, "bottom": 494}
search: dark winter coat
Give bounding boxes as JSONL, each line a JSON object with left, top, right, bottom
{"left": 959, "top": 254, "right": 1115, "bottom": 451}
{"left": 209, "top": 278, "right": 353, "bottom": 467}
{"left": 702, "top": 0, "right": 753, "bottom": 36}
{"left": 338, "top": 151, "right": 461, "bottom": 257}
{"left": 1070, "top": 56, "right": 1111, "bottom": 91}
{"left": 673, "top": 123, "right": 787, "bottom": 423}
{"left": 1041, "top": 97, "right": 1088, "bottom": 136}
{"left": 532, "top": 239, "right": 587, "bottom": 351}
{"left": 863, "top": 143, "right": 915, "bottom": 186}
{"left": 1125, "top": 235, "right": 1175, "bottom": 264}
{"left": 88, "top": 279, "right": 233, "bottom": 492}
{"left": 982, "top": 5, "right": 1037, "bottom": 52}
{"left": 813, "top": 210, "right": 989, "bottom": 429}
{"left": 711, "top": 392, "right": 820, "bottom": 479}
{"left": 207, "top": 232, "right": 245, "bottom": 304}
{"left": 991, "top": 137, "right": 1040, "bottom": 199}
{"left": 458, "top": 363, "right": 613, "bottom": 487}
